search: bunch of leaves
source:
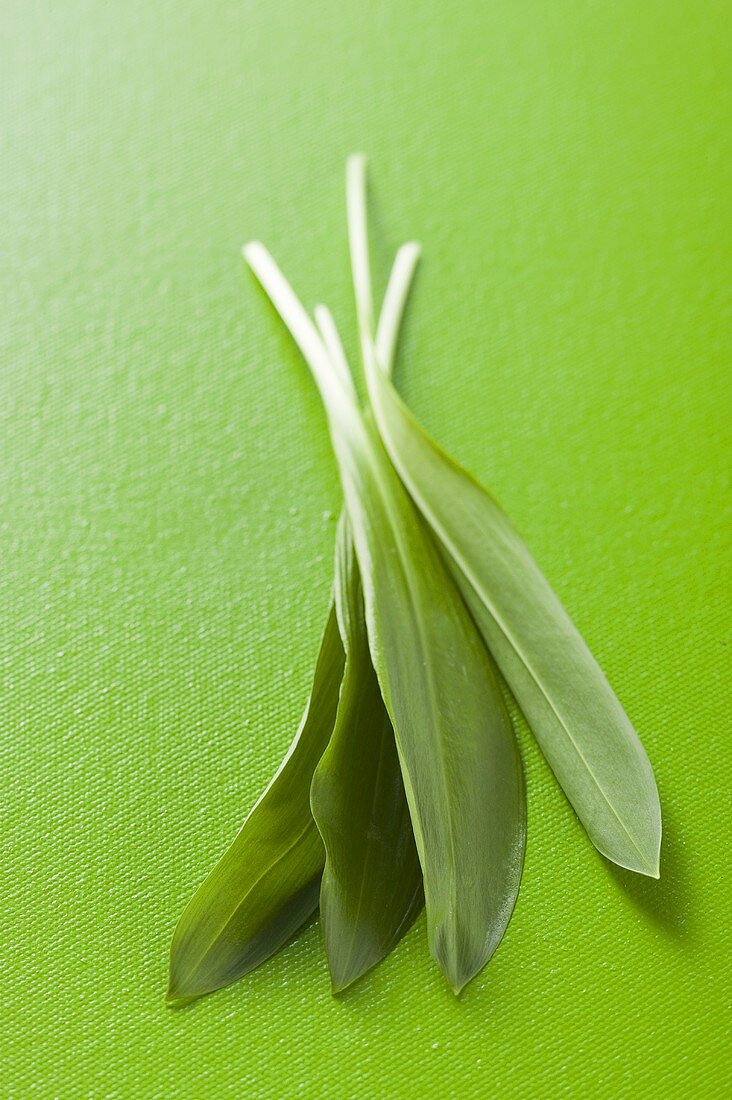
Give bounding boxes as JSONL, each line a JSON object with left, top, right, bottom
{"left": 167, "top": 157, "right": 661, "bottom": 1004}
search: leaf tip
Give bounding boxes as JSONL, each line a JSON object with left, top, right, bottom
{"left": 633, "top": 861, "right": 661, "bottom": 881}
{"left": 644, "top": 855, "right": 661, "bottom": 881}
{"left": 164, "top": 980, "right": 189, "bottom": 1007}
{"left": 327, "top": 960, "right": 361, "bottom": 997}
{"left": 643, "top": 832, "right": 661, "bottom": 880}
{"left": 166, "top": 946, "right": 207, "bottom": 1006}
{"left": 165, "top": 968, "right": 208, "bottom": 1007}
{"left": 604, "top": 846, "right": 661, "bottom": 879}
{"left": 435, "top": 952, "right": 474, "bottom": 997}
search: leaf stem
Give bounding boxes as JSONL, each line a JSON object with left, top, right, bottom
{"left": 376, "top": 243, "right": 421, "bottom": 375}
{"left": 314, "top": 305, "right": 354, "bottom": 395}
{"left": 346, "top": 153, "right": 375, "bottom": 350}
{"left": 242, "top": 242, "right": 350, "bottom": 420}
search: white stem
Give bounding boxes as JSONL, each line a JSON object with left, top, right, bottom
{"left": 376, "top": 243, "right": 421, "bottom": 376}
{"left": 346, "top": 154, "right": 375, "bottom": 351}
{"left": 242, "top": 242, "right": 350, "bottom": 414}
{"left": 318, "top": 244, "right": 421, "bottom": 392}
{"left": 347, "top": 155, "right": 420, "bottom": 392}
{"left": 314, "top": 305, "right": 354, "bottom": 396}
{"left": 244, "top": 182, "right": 421, "bottom": 423}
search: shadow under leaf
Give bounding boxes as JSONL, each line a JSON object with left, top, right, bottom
{"left": 606, "top": 804, "right": 693, "bottom": 942}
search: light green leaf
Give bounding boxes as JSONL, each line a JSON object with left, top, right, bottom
{"left": 243, "top": 241, "right": 525, "bottom": 993}
{"left": 311, "top": 517, "right": 424, "bottom": 992}
{"left": 349, "top": 158, "right": 662, "bottom": 878}
{"left": 166, "top": 606, "right": 343, "bottom": 1002}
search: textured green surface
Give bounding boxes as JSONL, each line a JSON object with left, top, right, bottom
{"left": 2, "top": 1, "right": 730, "bottom": 1097}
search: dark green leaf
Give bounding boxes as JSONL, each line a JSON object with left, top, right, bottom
{"left": 167, "top": 605, "right": 343, "bottom": 1002}
{"left": 311, "top": 517, "right": 424, "bottom": 992}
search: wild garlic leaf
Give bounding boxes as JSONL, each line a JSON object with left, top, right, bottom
{"left": 311, "top": 517, "right": 424, "bottom": 992}
{"left": 243, "top": 241, "right": 525, "bottom": 993}
{"left": 347, "top": 156, "right": 662, "bottom": 878}
{"left": 367, "top": 382, "right": 662, "bottom": 878}
{"left": 310, "top": 245, "right": 424, "bottom": 993}
{"left": 167, "top": 606, "right": 343, "bottom": 1002}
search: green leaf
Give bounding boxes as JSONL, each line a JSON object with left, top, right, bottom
{"left": 310, "top": 517, "right": 424, "bottom": 992}
{"left": 166, "top": 605, "right": 343, "bottom": 1002}
{"left": 167, "top": 238, "right": 421, "bottom": 1003}
{"left": 243, "top": 241, "right": 526, "bottom": 993}
{"left": 349, "top": 160, "right": 662, "bottom": 879}
{"left": 310, "top": 245, "right": 425, "bottom": 993}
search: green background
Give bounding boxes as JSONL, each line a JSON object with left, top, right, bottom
{"left": 2, "top": 2, "right": 730, "bottom": 1097}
